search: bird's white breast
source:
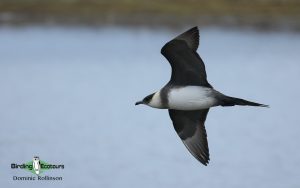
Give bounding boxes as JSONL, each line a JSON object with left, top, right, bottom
{"left": 168, "top": 86, "right": 217, "bottom": 110}
{"left": 33, "top": 161, "right": 40, "bottom": 168}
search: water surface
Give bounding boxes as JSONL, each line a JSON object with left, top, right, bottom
{"left": 0, "top": 26, "right": 300, "bottom": 188}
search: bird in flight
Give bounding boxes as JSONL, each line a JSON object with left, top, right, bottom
{"left": 135, "top": 27, "right": 268, "bottom": 165}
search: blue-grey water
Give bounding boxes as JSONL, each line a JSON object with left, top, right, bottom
{"left": 0, "top": 26, "right": 300, "bottom": 188}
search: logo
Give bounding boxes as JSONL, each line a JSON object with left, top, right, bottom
{"left": 11, "top": 156, "right": 64, "bottom": 181}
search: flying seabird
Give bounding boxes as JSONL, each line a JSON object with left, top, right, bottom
{"left": 135, "top": 27, "right": 268, "bottom": 166}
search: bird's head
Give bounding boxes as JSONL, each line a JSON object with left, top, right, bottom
{"left": 135, "top": 93, "right": 155, "bottom": 106}
{"left": 33, "top": 156, "right": 39, "bottom": 161}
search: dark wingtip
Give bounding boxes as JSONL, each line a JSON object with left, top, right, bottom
{"left": 201, "top": 159, "right": 209, "bottom": 166}
{"left": 160, "top": 26, "right": 200, "bottom": 55}
{"left": 201, "top": 156, "right": 210, "bottom": 166}
{"left": 175, "top": 26, "right": 199, "bottom": 51}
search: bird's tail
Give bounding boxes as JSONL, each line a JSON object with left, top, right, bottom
{"left": 221, "top": 96, "right": 269, "bottom": 107}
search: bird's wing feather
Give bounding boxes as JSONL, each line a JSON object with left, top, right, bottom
{"left": 161, "top": 27, "right": 212, "bottom": 88}
{"left": 168, "top": 109, "right": 210, "bottom": 165}
{"left": 175, "top": 26, "right": 199, "bottom": 51}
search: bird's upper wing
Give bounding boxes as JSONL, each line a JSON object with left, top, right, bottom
{"left": 161, "top": 27, "right": 212, "bottom": 88}
{"left": 169, "top": 109, "right": 210, "bottom": 165}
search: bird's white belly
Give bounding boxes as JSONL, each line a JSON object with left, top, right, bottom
{"left": 33, "top": 161, "right": 40, "bottom": 170}
{"left": 168, "top": 86, "right": 217, "bottom": 110}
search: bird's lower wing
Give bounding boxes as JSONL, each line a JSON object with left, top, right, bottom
{"left": 168, "top": 109, "right": 210, "bottom": 165}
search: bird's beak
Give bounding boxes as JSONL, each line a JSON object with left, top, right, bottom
{"left": 135, "top": 101, "right": 143, "bottom": 105}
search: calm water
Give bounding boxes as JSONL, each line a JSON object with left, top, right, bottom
{"left": 0, "top": 26, "right": 300, "bottom": 188}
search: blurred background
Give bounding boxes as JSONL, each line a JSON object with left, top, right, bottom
{"left": 0, "top": 0, "right": 300, "bottom": 188}
{"left": 0, "top": 0, "right": 300, "bottom": 29}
